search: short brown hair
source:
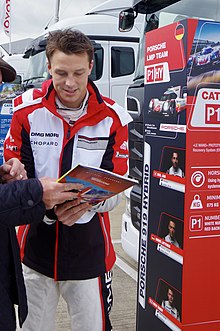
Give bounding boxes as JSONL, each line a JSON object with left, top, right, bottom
{"left": 46, "top": 29, "right": 94, "bottom": 64}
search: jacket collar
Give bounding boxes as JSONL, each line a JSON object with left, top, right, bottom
{"left": 39, "top": 79, "right": 108, "bottom": 125}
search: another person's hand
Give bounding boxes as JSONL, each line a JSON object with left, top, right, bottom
{"left": 39, "top": 178, "right": 84, "bottom": 210}
{"left": 0, "top": 158, "right": 27, "bottom": 183}
{"left": 55, "top": 199, "right": 91, "bottom": 226}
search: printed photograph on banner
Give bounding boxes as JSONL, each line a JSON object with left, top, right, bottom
{"left": 147, "top": 85, "right": 187, "bottom": 119}
{"left": 186, "top": 21, "right": 220, "bottom": 133}
{"left": 152, "top": 146, "right": 185, "bottom": 193}
{"left": 150, "top": 213, "right": 183, "bottom": 264}
{"left": 145, "top": 83, "right": 187, "bottom": 139}
{"left": 187, "top": 20, "right": 220, "bottom": 81}
{"left": 148, "top": 279, "right": 182, "bottom": 330}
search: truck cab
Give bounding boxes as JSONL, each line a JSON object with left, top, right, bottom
{"left": 119, "top": 0, "right": 220, "bottom": 261}
{"left": 3, "top": 54, "right": 29, "bottom": 83}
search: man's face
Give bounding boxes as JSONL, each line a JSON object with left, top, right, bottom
{"left": 48, "top": 50, "right": 93, "bottom": 108}
{"left": 0, "top": 70, "right": 2, "bottom": 84}
{"left": 167, "top": 289, "right": 174, "bottom": 304}
{"left": 171, "top": 152, "right": 179, "bottom": 169}
{"left": 168, "top": 221, "right": 176, "bottom": 238}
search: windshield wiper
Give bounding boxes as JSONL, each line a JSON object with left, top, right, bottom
{"left": 23, "top": 76, "right": 45, "bottom": 83}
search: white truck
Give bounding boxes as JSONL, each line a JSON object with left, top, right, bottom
{"left": 23, "top": 0, "right": 143, "bottom": 107}
{"left": 2, "top": 53, "right": 29, "bottom": 83}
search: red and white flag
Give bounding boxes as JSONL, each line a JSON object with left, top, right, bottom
{"left": 2, "top": 0, "right": 11, "bottom": 38}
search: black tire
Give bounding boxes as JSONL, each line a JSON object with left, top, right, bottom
{"left": 169, "top": 100, "right": 176, "bottom": 116}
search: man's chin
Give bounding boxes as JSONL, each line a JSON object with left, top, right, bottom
{"left": 59, "top": 96, "right": 79, "bottom": 108}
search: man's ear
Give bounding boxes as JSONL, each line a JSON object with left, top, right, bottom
{"left": 89, "top": 60, "right": 94, "bottom": 75}
{"left": 47, "top": 62, "right": 52, "bottom": 75}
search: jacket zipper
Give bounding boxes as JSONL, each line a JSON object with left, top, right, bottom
{"left": 66, "top": 127, "right": 71, "bottom": 140}
{"left": 54, "top": 125, "right": 71, "bottom": 280}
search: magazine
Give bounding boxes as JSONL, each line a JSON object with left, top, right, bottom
{"left": 57, "top": 164, "right": 137, "bottom": 205}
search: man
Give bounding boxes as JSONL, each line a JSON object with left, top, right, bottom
{"left": 166, "top": 151, "right": 184, "bottom": 178}
{"left": 161, "top": 287, "right": 180, "bottom": 321}
{"left": 164, "top": 220, "right": 180, "bottom": 248}
{"left": 4, "top": 29, "right": 132, "bottom": 331}
{"left": 0, "top": 57, "right": 85, "bottom": 331}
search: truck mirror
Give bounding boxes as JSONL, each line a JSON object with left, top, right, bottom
{"left": 145, "top": 14, "right": 159, "bottom": 33}
{"left": 38, "top": 39, "right": 47, "bottom": 47}
{"left": 119, "top": 8, "right": 136, "bottom": 32}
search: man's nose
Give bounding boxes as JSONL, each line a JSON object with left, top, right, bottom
{"left": 65, "top": 76, "right": 76, "bottom": 87}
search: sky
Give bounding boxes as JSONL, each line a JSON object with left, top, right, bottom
{"left": 0, "top": 0, "right": 103, "bottom": 45}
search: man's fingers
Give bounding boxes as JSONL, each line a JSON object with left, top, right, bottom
{"left": 55, "top": 199, "right": 81, "bottom": 213}
{"left": 55, "top": 199, "right": 83, "bottom": 217}
{"left": 59, "top": 182, "right": 85, "bottom": 192}
{"left": 2, "top": 163, "right": 11, "bottom": 173}
{"left": 6, "top": 158, "right": 26, "bottom": 178}
{"left": 56, "top": 202, "right": 91, "bottom": 226}
{"left": 62, "top": 209, "right": 87, "bottom": 226}
{"left": 54, "top": 192, "right": 80, "bottom": 205}
{"left": 39, "top": 178, "right": 86, "bottom": 209}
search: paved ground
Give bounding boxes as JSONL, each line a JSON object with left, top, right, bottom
{"left": 55, "top": 263, "right": 137, "bottom": 331}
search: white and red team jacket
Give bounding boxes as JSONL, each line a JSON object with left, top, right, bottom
{"left": 4, "top": 79, "right": 132, "bottom": 281}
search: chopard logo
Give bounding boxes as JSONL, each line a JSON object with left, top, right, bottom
{"left": 31, "top": 132, "right": 59, "bottom": 137}
{"left": 31, "top": 141, "right": 59, "bottom": 146}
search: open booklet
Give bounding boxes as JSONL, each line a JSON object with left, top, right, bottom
{"left": 57, "top": 164, "right": 137, "bottom": 205}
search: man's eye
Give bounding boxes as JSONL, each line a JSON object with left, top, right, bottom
{"left": 56, "top": 72, "right": 66, "bottom": 76}
{"left": 75, "top": 72, "right": 83, "bottom": 77}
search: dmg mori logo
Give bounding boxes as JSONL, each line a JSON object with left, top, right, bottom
{"left": 31, "top": 132, "right": 59, "bottom": 137}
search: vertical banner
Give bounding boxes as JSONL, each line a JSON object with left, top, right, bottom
{"left": 137, "top": 18, "right": 220, "bottom": 331}
{"left": 3, "top": 0, "right": 11, "bottom": 37}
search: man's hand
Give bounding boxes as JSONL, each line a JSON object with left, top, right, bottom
{"left": 39, "top": 178, "right": 84, "bottom": 210}
{"left": 55, "top": 199, "right": 91, "bottom": 226}
{"left": 0, "top": 158, "right": 27, "bottom": 183}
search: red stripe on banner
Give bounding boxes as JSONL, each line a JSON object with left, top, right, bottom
{"left": 152, "top": 170, "right": 185, "bottom": 185}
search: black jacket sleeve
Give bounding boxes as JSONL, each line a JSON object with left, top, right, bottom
{"left": 0, "top": 178, "right": 46, "bottom": 227}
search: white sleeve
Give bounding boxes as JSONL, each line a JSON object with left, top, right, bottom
{"left": 90, "top": 194, "right": 122, "bottom": 213}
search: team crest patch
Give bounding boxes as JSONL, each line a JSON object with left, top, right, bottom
{"left": 120, "top": 141, "right": 128, "bottom": 150}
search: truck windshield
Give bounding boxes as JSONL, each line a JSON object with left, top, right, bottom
{"left": 134, "top": 0, "right": 219, "bottom": 81}
{"left": 24, "top": 46, "right": 104, "bottom": 84}
{"left": 24, "top": 51, "right": 49, "bottom": 83}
